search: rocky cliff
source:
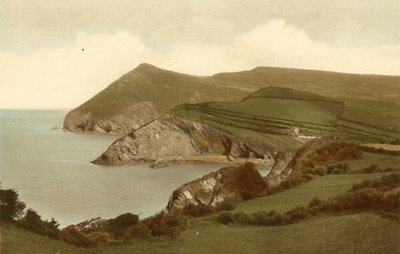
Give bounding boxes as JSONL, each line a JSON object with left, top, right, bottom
{"left": 63, "top": 101, "right": 159, "bottom": 134}
{"left": 92, "top": 114, "right": 276, "bottom": 165}
{"left": 167, "top": 162, "right": 269, "bottom": 212}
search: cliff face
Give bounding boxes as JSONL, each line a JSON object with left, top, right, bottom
{"left": 63, "top": 101, "right": 159, "bottom": 134}
{"left": 92, "top": 114, "right": 275, "bottom": 165}
{"left": 167, "top": 162, "right": 269, "bottom": 212}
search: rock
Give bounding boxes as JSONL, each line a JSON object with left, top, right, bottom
{"left": 265, "top": 151, "right": 295, "bottom": 189}
{"left": 166, "top": 162, "right": 269, "bottom": 212}
{"left": 63, "top": 101, "right": 159, "bottom": 134}
{"left": 73, "top": 217, "right": 107, "bottom": 234}
{"left": 92, "top": 114, "right": 276, "bottom": 165}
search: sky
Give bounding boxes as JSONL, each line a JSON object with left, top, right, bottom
{"left": 0, "top": 0, "right": 399, "bottom": 109}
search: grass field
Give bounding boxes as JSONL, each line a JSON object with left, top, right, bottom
{"left": 172, "top": 87, "right": 400, "bottom": 149}
{"left": 2, "top": 213, "right": 398, "bottom": 254}
{"left": 343, "top": 152, "right": 400, "bottom": 173}
{"left": 232, "top": 173, "right": 389, "bottom": 214}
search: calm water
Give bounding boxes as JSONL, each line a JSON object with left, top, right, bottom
{"left": 0, "top": 110, "right": 219, "bottom": 226}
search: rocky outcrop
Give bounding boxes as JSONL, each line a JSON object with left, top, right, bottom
{"left": 167, "top": 162, "right": 269, "bottom": 212}
{"left": 63, "top": 101, "right": 159, "bottom": 134}
{"left": 265, "top": 151, "right": 295, "bottom": 189}
{"left": 92, "top": 114, "right": 275, "bottom": 165}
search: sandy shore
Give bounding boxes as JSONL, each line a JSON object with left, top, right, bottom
{"left": 178, "top": 155, "right": 265, "bottom": 165}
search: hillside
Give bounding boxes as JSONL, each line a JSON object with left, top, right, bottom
{"left": 172, "top": 87, "right": 400, "bottom": 149}
{"left": 3, "top": 148, "right": 400, "bottom": 253}
{"left": 63, "top": 64, "right": 400, "bottom": 134}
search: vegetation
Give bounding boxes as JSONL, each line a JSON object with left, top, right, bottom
{"left": 0, "top": 186, "right": 26, "bottom": 222}
{"left": 172, "top": 87, "right": 400, "bottom": 149}
{"left": 72, "top": 64, "right": 400, "bottom": 120}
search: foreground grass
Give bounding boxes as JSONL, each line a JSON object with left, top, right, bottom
{"left": 2, "top": 213, "right": 398, "bottom": 254}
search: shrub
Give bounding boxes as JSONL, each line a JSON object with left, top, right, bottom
{"left": 216, "top": 212, "right": 234, "bottom": 225}
{"left": 18, "top": 209, "right": 60, "bottom": 239}
{"left": 123, "top": 223, "right": 152, "bottom": 241}
{"left": 183, "top": 203, "right": 215, "bottom": 217}
{"left": 285, "top": 206, "right": 309, "bottom": 222}
{"left": 60, "top": 226, "right": 95, "bottom": 248}
{"left": 308, "top": 197, "right": 322, "bottom": 208}
{"left": 250, "top": 211, "right": 269, "bottom": 225}
{"left": 150, "top": 224, "right": 181, "bottom": 239}
{"left": 148, "top": 213, "right": 186, "bottom": 239}
{"left": 327, "top": 163, "right": 349, "bottom": 174}
{"left": 233, "top": 212, "right": 253, "bottom": 225}
{"left": 106, "top": 213, "right": 139, "bottom": 237}
{"left": 263, "top": 211, "right": 288, "bottom": 226}
{"left": 351, "top": 173, "right": 400, "bottom": 191}
{"left": 307, "top": 197, "right": 325, "bottom": 215}
{"left": 0, "top": 187, "right": 26, "bottom": 222}
{"left": 216, "top": 199, "right": 236, "bottom": 211}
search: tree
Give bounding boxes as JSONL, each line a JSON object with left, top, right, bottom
{"left": 0, "top": 186, "right": 26, "bottom": 222}
{"left": 19, "top": 208, "right": 60, "bottom": 239}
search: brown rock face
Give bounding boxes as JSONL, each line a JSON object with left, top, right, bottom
{"left": 92, "top": 114, "right": 275, "bottom": 165}
{"left": 167, "top": 162, "right": 269, "bottom": 212}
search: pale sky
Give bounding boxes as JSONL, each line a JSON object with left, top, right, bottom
{"left": 1, "top": 0, "right": 399, "bottom": 109}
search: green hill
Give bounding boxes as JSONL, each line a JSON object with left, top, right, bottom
{"left": 63, "top": 64, "right": 400, "bottom": 134}
{"left": 172, "top": 87, "right": 400, "bottom": 149}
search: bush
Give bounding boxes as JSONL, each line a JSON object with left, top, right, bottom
{"left": 249, "top": 211, "right": 269, "bottom": 225}
{"left": 263, "top": 211, "right": 289, "bottom": 226}
{"left": 249, "top": 210, "right": 289, "bottom": 226}
{"left": 106, "top": 213, "right": 139, "bottom": 237}
{"left": 285, "top": 206, "right": 309, "bottom": 222}
{"left": 216, "top": 199, "right": 236, "bottom": 211}
{"left": 307, "top": 197, "right": 325, "bottom": 215}
{"left": 183, "top": 203, "right": 215, "bottom": 217}
{"left": 0, "top": 187, "right": 26, "bottom": 222}
{"left": 148, "top": 213, "right": 186, "bottom": 239}
{"left": 123, "top": 223, "right": 152, "bottom": 241}
{"left": 351, "top": 173, "right": 400, "bottom": 191}
{"left": 150, "top": 224, "right": 181, "bottom": 239}
{"left": 18, "top": 209, "right": 60, "bottom": 239}
{"left": 233, "top": 212, "right": 253, "bottom": 225}
{"left": 327, "top": 163, "right": 349, "bottom": 174}
{"left": 216, "top": 212, "right": 234, "bottom": 225}
{"left": 60, "top": 226, "right": 95, "bottom": 248}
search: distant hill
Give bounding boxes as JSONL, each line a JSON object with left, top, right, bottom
{"left": 64, "top": 63, "right": 400, "bottom": 134}
{"left": 172, "top": 87, "right": 400, "bottom": 149}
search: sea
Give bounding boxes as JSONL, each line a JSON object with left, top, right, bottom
{"left": 0, "top": 109, "right": 220, "bottom": 226}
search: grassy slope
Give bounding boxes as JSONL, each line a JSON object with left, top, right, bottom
{"left": 212, "top": 67, "right": 400, "bottom": 103}
{"left": 172, "top": 87, "right": 400, "bottom": 149}
{"left": 2, "top": 154, "right": 399, "bottom": 254}
{"left": 70, "top": 64, "right": 400, "bottom": 119}
{"left": 3, "top": 215, "right": 399, "bottom": 254}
